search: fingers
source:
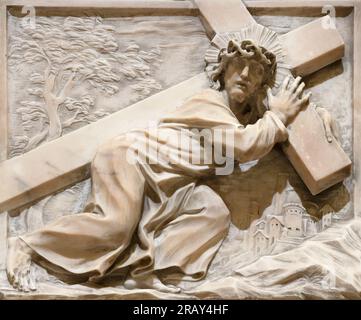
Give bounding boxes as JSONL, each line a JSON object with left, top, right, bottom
{"left": 281, "top": 75, "right": 291, "bottom": 91}
{"left": 290, "top": 76, "right": 302, "bottom": 93}
{"left": 300, "top": 91, "right": 312, "bottom": 106}
{"left": 294, "top": 82, "right": 305, "bottom": 98}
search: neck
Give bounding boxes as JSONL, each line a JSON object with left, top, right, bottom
{"left": 223, "top": 92, "right": 253, "bottom": 126}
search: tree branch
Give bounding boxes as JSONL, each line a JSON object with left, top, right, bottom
{"left": 44, "top": 66, "right": 56, "bottom": 97}
{"left": 62, "top": 110, "right": 81, "bottom": 128}
{"left": 58, "top": 71, "right": 76, "bottom": 103}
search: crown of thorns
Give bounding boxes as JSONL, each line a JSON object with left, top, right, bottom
{"left": 208, "top": 39, "right": 277, "bottom": 90}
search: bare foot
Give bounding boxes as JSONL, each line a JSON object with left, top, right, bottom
{"left": 6, "top": 237, "right": 36, "bottom": 292}
{"left": 124, "top": 274, "right": 181, "bottom": 294}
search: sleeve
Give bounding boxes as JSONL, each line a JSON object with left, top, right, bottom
{"left": 213, "top": 111, "right": 289, "bottom": 164}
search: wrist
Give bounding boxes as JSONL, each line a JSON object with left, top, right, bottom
{"left": 270, "top": 110, "right": 287, "bottom": 125}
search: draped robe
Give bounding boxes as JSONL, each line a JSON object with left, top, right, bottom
{"left": 20, "top": 88, "right": 288, "bottom": 282}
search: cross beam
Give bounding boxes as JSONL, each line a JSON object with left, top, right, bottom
{"left": 0, "top": 74, "right": 209, "bottom": 212}
{"left": 195, "top": 0, "right": 256, "bottom": 38}
{"left": 0, "top": 0, "right": 352, "bottom": 213}
{"left": 196, "top": 0, "right": 345, "bottom": 76}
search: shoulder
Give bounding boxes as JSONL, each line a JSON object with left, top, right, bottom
{"left": 181, "top": 88, "right": 228, "bottom": 111}
{"left": 188, "top": 88, "right": 226, "bottom": 104}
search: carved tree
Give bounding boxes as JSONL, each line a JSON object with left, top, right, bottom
{"left": 9, "top": 16, "right": 162, "bottom": 154}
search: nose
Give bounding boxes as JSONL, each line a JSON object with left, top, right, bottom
{"left": 240, "top": 65, "right": 249, "bottom": 79}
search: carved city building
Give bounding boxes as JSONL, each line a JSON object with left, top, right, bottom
{"left": 245, "top": 184, "right": 332, "bottom": 256}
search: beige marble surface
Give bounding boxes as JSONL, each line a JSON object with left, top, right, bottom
{"left": 0, "top": 11, "right": 356, "bottom": 299}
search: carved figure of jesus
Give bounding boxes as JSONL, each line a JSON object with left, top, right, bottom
{"left": 6, "top": 39, "right": 335, "bottom": 293}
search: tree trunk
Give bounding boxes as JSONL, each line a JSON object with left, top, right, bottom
{"left": 44, "top": 96, "right": 62, "bottom": 141}
{"left": 42, "top": 68, "right": 76, "bottom": 141}
{"left": 43, "top": 69, "right": 63, "bottom": 141}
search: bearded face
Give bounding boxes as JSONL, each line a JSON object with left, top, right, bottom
{"left": 223, "top": 55, "right": 265, "bottom": 105}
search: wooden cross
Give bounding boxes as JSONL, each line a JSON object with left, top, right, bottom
{"left": 0, "top": 0, "right": 351, "bottom": 214}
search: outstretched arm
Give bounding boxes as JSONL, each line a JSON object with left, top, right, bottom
{"left": 232, "top": 76, "right": 311, "bottom": 163}
{"left": 230, "top": 111, "right": 288, "bottom": 163}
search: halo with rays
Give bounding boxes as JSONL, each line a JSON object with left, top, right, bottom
{"left": 204, "top": 23, "right": 291, "bottom": 89}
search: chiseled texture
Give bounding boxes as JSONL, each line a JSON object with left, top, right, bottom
{"left": 20, "top": 89, "right": 288, "bottom": 282}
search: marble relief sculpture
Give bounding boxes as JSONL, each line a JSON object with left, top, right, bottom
{"left": 6, "top": 31, "right": 338, "bottom": 293}
{"left": 1, "top": 0, "right": 357, "bottom": 300}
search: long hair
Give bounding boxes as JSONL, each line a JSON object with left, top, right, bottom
{"left": 206, "top": 39, "right": 277, "bottom": 123}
